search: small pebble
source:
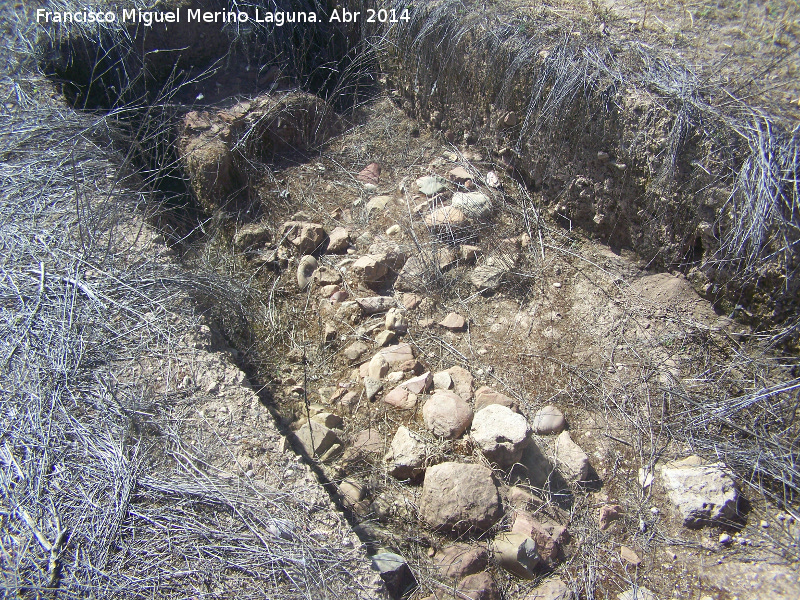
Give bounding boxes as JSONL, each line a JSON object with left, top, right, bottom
{"left": 719, "top": 533, "right": 732, "bottom": 545}
{"left": 760, "top": 520, "right": 770, "bottom": 528}
{"left": 553, "top": 282, "right": 562, "bottom": 288}
{"left": 650, "top": 507, "right": 660, "bottom": 516}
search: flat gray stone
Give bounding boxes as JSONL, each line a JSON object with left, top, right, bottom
{"left": 452, "top": 191, "right": 492, "bottom": 219}
{"left": 416, "top": 175, "right": 447, "bottom": 196}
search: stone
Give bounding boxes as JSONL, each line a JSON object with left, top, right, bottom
{"left": 532, "top": 406, "right": 566, "bottom": 435}
{"left": 330, "top": 290, "right": 349, "bottom": 302}
{"left": 281, "top": 221, "right": 326, "bottom": 254}
{"left": 436, "top": 246, "right": 459, "bottom": 271}
{"left": 311, "top": 412, "right": 343, "bottom": 429}
{"left": 449, "top": 166, "right": 473, "bottom": 183}
{"left": 371, "top": 552, "right": 416, "bottom": 599}
{"left": 233, "top": 222, "right": 271, "bottom": 251}
{"left": 401, "top": 371, "right": 432, "bottom": 394}
{"left": 447, "top": 366, "right": 474, "bottom": 401}
{"left": 474, "top": 386, "right": 519, "bottom": 412}
{"left": 338, "top": 479, "right": 365, "bottom": 507}
{"left": 618, "top": 587, "right": 656, "bottom": 600}
{"left": 327, "top": 226, "right": 351, "bottom": 253}
{"left": 356, "top": 296, "right": 395, "bottom": 314}
{"left": 423, "top": 391, "right": 473, "bottom": 439}
{"left": 386, "top": 426, "right": 428, "bottom": 479}
{"left": 319, "top": 284, "right": 340, "bottom": 297}
{"left": 313, "top": 266, "right": 341, "bottom": 286}
{"left": 399, "top": 359, "right": 424, "bottom": 374}
{"left": 619, "top": 546, "right": 641, "bottom": 565}
{"left": 598, "top": 504, "right": 624, "bottom": 531}
{"left": 378, "top": 343, "right": 415, "bottom": 366}
{"left": 660, "top": 455, "right": 738, "bottom": 527}
{"left": 419, "top": 462, "right": 502, "bottom": 532}
{"left": 394, "top": 256, "right": 428, "bottom": 292}
{"left": 385, "top": 307, "right": 407, "bottom": 332}
{"left": 323, "top": 322, "right": 337, "bottom": 343}
{"left": 470, "top": 405, "right": 530, "bottom": 467}
{"left": 460, "top": 245, "right": 480, "bottom": 264}
{"left": 403, "top": 293, "right": 422, "bottom": 309}
{"left": 375, "top": 330, "right": 396, "bottom": 346}
{"left": 493, "top": 532, "right": 539, "bottom": 578}
{"left": 507, "top": 486, "right": 541, "bottom": 509}
{"left": 367, "top": 354, "right": 389, "bottom": 379}
{"left": 554, "top": 431, "right": 591, "bottom": 483}
{"left": 352, "top": 254, "right": 390, "bottom": 287}
{"left": 439, "top": 312, "right": 466, "bottom": 331}
{"left": 416, "top": 175, "right": 447, "bottom": 196}
{"left": 485, "top": 171, "right": 501, "bottom": 189}
{"left": 512, "top": 511, "right": 568, "bottom": 567}
{"left": 352, "top": 429, "right": 384, "bottom": 453}
{"left": 357, "top": 162, "right": 381, "bottom": 185}
{"left": 451, "top": 192, "right": 492, "bottom": 219}
{"left": 432, "top": 371, "right": 452, "bottom": 390}
{"left": 343, "top": 341, "right": 369, "bottom": 362}
{"left": 295, "top": 421, "right": 340, "bottom": 458}
{"left": 525, "top": 578, "right": 572, "bottom": 600}
{"left": 366, "top": 195, "right": 393, "bottom": 216}
{"left": 386, "top": 224, "right": 401, "bottom": 236}
{"left": 297, "top": 255, "right": 318, "bottom": 290}
{"left": 425, "top": 206, "right": 468, "bottom": 229}
{"left": 434, "top": 544, "right": 488, "bottom": 579}
{"left": 470, "top": 264, "right": 508, "bottom": 291}
{"left": 456, "top": 572, "right": 500, "bottom": 600}
{"left": 383, "top": 386, "right": 417, "bottom": 410}
{"left": 364, "top": 377, "right": 382, "bottom": 401}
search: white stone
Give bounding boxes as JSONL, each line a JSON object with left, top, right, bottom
{"left": 416, "top": 175, "right": 447, "bottom": 196}
{"left": 471, "top": 405, "right": 530, "bottom": 467}
{"left": 433, "top": 371, "right": 453, "bottom": 390}
{"left": 660, "top": 455, "right": 738, "bottom": 527}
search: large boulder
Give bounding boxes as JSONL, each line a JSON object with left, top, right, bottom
{"left": 660, "top": 455, "right": 739, "bottom": 527}
{"left": 423, "top": 391, "right": 473, "bottom": 439}
{"left": 419, "top": 462, "right": 502, "bottom": 532}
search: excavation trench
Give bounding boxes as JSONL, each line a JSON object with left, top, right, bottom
{"left": 38, "top": 1, "right": 800, "bottom": 598}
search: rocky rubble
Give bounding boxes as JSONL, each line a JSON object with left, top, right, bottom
{"left": 225, "top": 141, "right": 774, "bottom": 600}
